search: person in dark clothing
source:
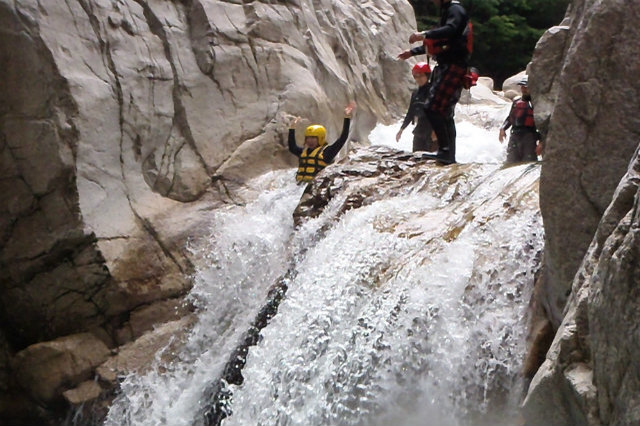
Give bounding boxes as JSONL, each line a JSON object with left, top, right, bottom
{"left": 288, "top": 101, "right": 356, "bottom": 183}
{"left": 398, "top": 0, "right": 471, "bottom": 164}
{"left": 499, "top": 76, "right": 541, "bottom": 163}
{"left": 396, "top": 62, "right": 438, "bottom": 152}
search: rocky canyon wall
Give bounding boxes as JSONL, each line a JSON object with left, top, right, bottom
{"left": 530, "top": 0, "right": 640, "bottom": 328}
{"left": 524, "top": 0, "right": 640, "bottom": 424}
{"left": 0, "top": 0, "right": 416, "bottom": 421}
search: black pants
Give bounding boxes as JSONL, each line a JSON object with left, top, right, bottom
{"left": 506, "top": 131, "right": 538, "bottom": 163}
{"left": 426, "top": 111, "right": 456, "bottom": 164}
{"left": 412, "top": 133, "right": 438, "bottom": 153}
{"left": 424, "top": 63, "right": 465, "bottom": 164}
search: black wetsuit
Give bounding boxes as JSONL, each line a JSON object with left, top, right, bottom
{"left": 410, "top": 0, "right": 469, "bottom": 164}
{"left": 401, "top": 84, "right": 436, "bottom": 152}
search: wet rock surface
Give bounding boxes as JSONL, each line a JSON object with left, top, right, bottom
{"left": 201, "top": 145, "right": 543, "bottom": 426}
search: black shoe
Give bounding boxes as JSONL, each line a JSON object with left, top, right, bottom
{"left": 435, "top": 158, "right": 456, "bottom": 165}
{"left": 435, "top": 150, "right": 455, "bottom": 165}
{"left": 420, "top": 152, "right": 456, "bottom": 165}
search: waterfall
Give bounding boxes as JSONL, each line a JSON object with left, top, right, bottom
{"left": 224, "top": 162, "right": 541, "bottom": 426}
{"left": 104, "top": 171, "right": 306, "bottom": 426}
{"left": 105, "top": 101, "right": 543, "bottom": 426}
{"left": 104, "top": 164, "right": 542, "bottom": 426}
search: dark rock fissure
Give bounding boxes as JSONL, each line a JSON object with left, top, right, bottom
{"left": 202, "top": 270, "right": 292, "bottom": 426}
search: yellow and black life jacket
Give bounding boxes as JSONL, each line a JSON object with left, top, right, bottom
{"left": 296, "top": 146, "right": 328, "bottom": 182}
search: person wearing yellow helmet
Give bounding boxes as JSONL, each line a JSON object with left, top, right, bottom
{"left": 288, "top": 101, "right": 357, "bottom": 183}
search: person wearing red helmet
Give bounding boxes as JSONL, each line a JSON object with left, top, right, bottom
{"left": 396, "top": 62, "right": 438, "bottom": 152}
{"left": 398, "top": 0, "right": 471, "bottom": 164}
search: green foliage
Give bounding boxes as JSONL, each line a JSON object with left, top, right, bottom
{"left": 407, "top": 0, "right": 569, "bottom": 88}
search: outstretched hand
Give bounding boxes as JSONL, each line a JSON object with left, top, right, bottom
{"left": 409, "top": 32, "right": 425, "bottom": 43}
{"left": 345, "top": 101, "right": 357, "bottom": 117}
{"left": 397, "top": 50, "right": 412, "bottom": 60}
{"left": 290, "top": 115, "right": 303, "bottom": 128}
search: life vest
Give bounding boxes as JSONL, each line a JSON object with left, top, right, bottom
{"left": 296, "top": 146, "right": 328, "bottom": 182}
{"left": 463, "top": 66, "right": 479, "bottom": 90}
{"left": 423, "top": 38, "right": 448, "bottom": 57}
{"left": 465, "top": 21, "right": 474, "bottom": 54}
{"left": 423, "top": 11, "right": 473, "bottom": 57}
{"left": 513, "top": 99, "right": 536, "bottom": 129}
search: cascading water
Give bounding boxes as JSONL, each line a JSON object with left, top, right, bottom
{"left": 105, "top": 100, "right": 543, "bottom": 426}
{"left": 225, "top": 162, "right": 541, "bottom": 426}
{"left": 104, "top": 171, "right": 306, "bottom": 426}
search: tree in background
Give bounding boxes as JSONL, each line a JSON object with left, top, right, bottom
{"left": 407, "top": 0, "right": 570, "bottom": 88}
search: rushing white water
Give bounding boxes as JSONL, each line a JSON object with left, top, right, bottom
{"left": 105, "top": 101, "right": 542, "bottom": 426}
{"left": 225, "top": 163, "right": 541, "bottom": 426}
{"left": 370, "top": 101, "right": 511, "bottom": 163}
{"left": 104, "top": 171, "right": 306, "bottom": 426}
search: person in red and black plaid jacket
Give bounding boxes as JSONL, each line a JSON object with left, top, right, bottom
{"left": 398, "top": 0, "right": 471, "bottom": 164}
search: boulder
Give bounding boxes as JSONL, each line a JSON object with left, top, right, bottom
{"left": 12, "top": 333, "right": 110, "bottom": 403}
{"left": 97, "top": 316, "right": 194, "bottom": 384}
{"left": 503, "top": 89, "right": 520, "bottom": 100}
{"left": 114, "top": 297, "right": 193, "bottom": 345}
{"left": 531, "top": 0, "right": 640, "bottom": 327}
{"left": 502, "top": 71, "right": 527, "bottom": 93}
{"left": 523, "top": 143, "right": 640, "bottom": 424}
{"left": 459, "top": 83, "right": 509, "bottom": 105}
{"left": 477, "top": 76, "right": 494, "bottom": 90}
{"left": 62, "top": 380, "right": 103, "bottom": 406}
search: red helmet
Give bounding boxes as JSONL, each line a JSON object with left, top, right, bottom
{"left": 412, "top": 62, "right": 431, "bottom": 75}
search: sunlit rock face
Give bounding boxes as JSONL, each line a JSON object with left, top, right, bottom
{"left": 0, "top": 0, "right": 415, "bottom": 421}
{"left": 523, "top": 145, "right": 640, "bottom": 426}
{"left": 524, "top": 1, "right": 640, "bottom": 422}
{"left": 529, "top": 0, "right": 640, "bottom": 327}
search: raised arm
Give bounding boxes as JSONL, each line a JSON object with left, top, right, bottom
{"left": 323, "top": 102, "right": 356, "bottom": 162}
{"left": 288, "top": 116, "right": 303, "bottom": 157}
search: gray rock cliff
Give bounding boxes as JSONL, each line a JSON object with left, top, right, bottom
{"left": 530, "top": 0, "right": 640, "bottom": 327}
{"left": 523, "top": 144, "right": 640, "bottom": 426}
{"left": 524, "top": 0, "right": 640, "bottom": 423}
{"left": 0, "top": 0, "right": 415, "bottom": 421}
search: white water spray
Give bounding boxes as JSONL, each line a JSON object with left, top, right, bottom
{"left": 105, "top": 100, "right": 542, "bottom": 426}
{"left": 225, "top": 163, "right": 541, "bottom": 426}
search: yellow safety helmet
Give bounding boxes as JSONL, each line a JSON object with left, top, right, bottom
{"left": 305, "top": 125, "right": 327, "bottom": 146}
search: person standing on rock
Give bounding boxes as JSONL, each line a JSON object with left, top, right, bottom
{"left": 397, "top": 0, "right": 471, "bottom": 164}
{"left": 288, "top": 101, "right": 357, "bottom": 183}
{"left": 396, "top": 62, "right": 438, "bottom": 153}
{"left": 499, "top": 76, "right": 542, "bottom": 163}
